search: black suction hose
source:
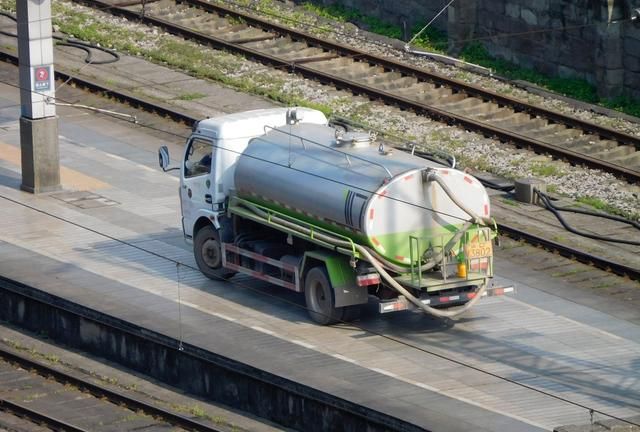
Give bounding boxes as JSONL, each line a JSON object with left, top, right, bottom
{"left": 535, "top": 189, "right": 640, "bottom": 246}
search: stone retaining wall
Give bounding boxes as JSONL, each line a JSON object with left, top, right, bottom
{"left": 309, "top": 0, "right": 640, "bottom": 100}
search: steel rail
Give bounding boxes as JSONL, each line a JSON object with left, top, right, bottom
{"left": 0, "top": 398, "right": 90, "bottom": 432}
{"left": 66, "top": 0, "right": 640, "bottom": 183}
{"left": 498, "top": 223, "right": 639, "bottom": 280}
{"left": 0, "top": 346, "right": 225, "bottom": 432}
{"left": 1, "top": 51, "right": 634, "bottom": 279}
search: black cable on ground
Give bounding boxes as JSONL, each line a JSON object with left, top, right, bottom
{"left": 535, "top": 189, "right": 640, "bottom": 246}
{"left": 55, "top": 40, "right": 120, "bottom": 65}
{"left": 0, "top": 12, "right": 119, "bottom": 65}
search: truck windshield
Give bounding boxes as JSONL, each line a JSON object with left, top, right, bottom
{"left": 184, "top": 137, "right": 212, "bottom": 178}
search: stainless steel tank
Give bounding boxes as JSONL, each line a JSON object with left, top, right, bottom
{"left": 234, "top": 123, "right": 490, "bottom": 266}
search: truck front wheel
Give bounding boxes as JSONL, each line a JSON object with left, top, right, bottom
{"left": 194, "top": 225, "right": 235, "bottom": 280}
{"left": 304, "top": 267, "right": 342, "bottom": 325}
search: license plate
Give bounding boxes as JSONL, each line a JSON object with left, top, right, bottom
{"left": 465, "top": 240, "right": 493, "bottom": 259}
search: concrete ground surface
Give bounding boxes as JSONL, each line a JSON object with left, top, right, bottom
{"left": 0, "top": 31, "right": 638, "bottom": 432}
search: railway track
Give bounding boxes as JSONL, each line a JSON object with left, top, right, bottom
{"left": 69, "top": 0, "right": 640, "bottom": 183}
{"left": 0, "top": 344, "right": 225, "bottom": 432}
{"left": 0, "top": 47, "right": 635, "bottom": 279}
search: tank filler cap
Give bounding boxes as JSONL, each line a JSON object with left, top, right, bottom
{"left": 333, "top": 131, "right": 371, "bottom": 148}
{"left": 286, "top": 108, "right": 304, "bottom": 125}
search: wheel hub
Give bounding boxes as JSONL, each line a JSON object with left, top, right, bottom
{"left": 202, "top": 238, "right": 221, "bottom": 268}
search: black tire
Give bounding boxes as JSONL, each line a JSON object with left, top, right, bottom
{"left": 304, "top": 267, "right": 342, "bottom": 325}
{"left": 341, "top": 305, "right": 362, "bottom": 322}
{"left": 194, "top": 225, "right": 236, "bottom": 280}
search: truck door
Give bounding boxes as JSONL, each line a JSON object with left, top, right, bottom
{"left": 181, "top": 136, "right": 214, "bottom": 238}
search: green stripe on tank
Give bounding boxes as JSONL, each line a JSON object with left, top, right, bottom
{"left": 370, "top": 224, "right": 469, "bottom": 265}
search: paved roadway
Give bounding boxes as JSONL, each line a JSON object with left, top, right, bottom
{"left": 0, "top": 72, "right": 639, "bottom": 431}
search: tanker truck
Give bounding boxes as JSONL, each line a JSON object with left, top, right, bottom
{"left": 159, "top": 107, "right": 508, "bottom": 324}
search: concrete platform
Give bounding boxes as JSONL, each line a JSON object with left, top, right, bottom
{"left": 0, "top": 35, "right": 639, "bottom": 431}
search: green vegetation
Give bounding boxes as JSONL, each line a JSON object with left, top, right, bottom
{"left": 501, "top": 197, "right": 519, "bottom": 207}
{"left": 0, "top": 0, "right": 15, "bottom": 12}
{"left": 530, "top": 162, "right": 563, "bottom": 177}
{"left": 460, "top": 42, "right": 640, "bottom": 117}
{"left": 576, "top": 196, "right": 620, "bottom": 214}
{"left": 172, "top": 403, "right": 238, "bottom": 429}
{"left": 460, "top": 43, "right": 598, "bottom": 102}
{"left": 551, "top": 268, "right": 582, "bottom": 277}
{"left": 602, "top": 95, "right": 640, "bottom": 118}
{"left": 176, "top": 92, "right": 206, "bottom": 101}
{"left": 301, "top": 2, "right": 447, "bottom": 51}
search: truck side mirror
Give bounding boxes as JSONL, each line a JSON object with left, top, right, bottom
{"left": 158, "top": 146, "right": 170, "bottom": 171}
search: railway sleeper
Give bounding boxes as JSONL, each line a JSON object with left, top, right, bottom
{"left": 472, "top": 107, "right": 518, "bottom": 122}
{"left": 487, "top": 112, "right": 538, "bottom": 128}
{"left": 591, "top": 144, "right": 636, "bottom": 160}
{"left": 309, "top": 57, "right": 354, "bottom": 68}
{"left": 223, "top": 28, "right": 269, "bottom": 42}
{"left": 166, "top": 5, "right": 207, "bottom": 21}
{"left": 318, "top": 62, "right": 379, "bottom": 76}
{"left": 259, "top": 42, "right": 311, "bottom": 56}
{"left": 608, "top": 153, "right": 640, "bottom": 169}
{"left": 242, "top": 37, "right": 290, "bottom": 50}
{"left": 507, "top": 121, "right": 557, "bottom": 135}
{"left": 567, "top": 135, "right": 618, "bottom": 150}
{"left": 456, "top": 102, "right": 503, "bottom": 118}
{"left": 338, "top": 67, "right": 387, "bottom": 81}
{"left": 435, "top": 97, "right": 485, "bottom": 112}
{"left": 372, "top": 77, "right": 420, "bottom": 91}
{"left": 430, "top": 93, "right": 469, "bottom": 107}
{"left": 360, "top": 71, "right": 404, "bottom": 85}
{"left": 281, "top": 48, "right": 327, "bottom": 61}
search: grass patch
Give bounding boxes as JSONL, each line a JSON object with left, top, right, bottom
{"left": 551, "top": 268, "right": 582, "bottom": 277}
{"left": 575, "top": 196, "right": 620, "bottom": 214}
{"left": 530, "top": 163, "right": 563, "bottom": 177}
{"left": 0, "top": 0, "right": 15, "bottom": 12}
{"left": 501, "top": 197, "right": 519, "bottom": 207}
{"left": 175, "top": 92, "right": 206, "bottom": 101}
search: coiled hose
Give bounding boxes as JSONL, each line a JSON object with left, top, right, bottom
{"left": 240, "top": 169, "right": 494, "bottom": 318}
{"left": 536, "top": 189, "right": 640, "bottom": 246}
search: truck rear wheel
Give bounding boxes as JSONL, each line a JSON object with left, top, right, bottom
{"left": 304, "top": 267, "right": 342, "bottom": 325}
{"left": 194, "top": 225, "right": 236, "bottom": 280}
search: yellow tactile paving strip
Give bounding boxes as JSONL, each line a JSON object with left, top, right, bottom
{"left": 0, "top": 142, "right": 109, "bottom": 190}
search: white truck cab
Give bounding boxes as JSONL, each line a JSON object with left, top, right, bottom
{"left": 173, "top": 108, "right": 327, "bottom": 241}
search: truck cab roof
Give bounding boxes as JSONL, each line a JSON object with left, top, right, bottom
{"left": 194, "top": 107, "right": 328, "bottom": 140}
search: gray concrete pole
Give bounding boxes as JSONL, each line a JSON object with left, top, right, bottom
{"left": 17, "top": 0, "right": 60, "bottom": 193}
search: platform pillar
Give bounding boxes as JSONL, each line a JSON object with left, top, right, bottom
{"left": 17, "top": 0, "right": 60, "bottom": 193}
